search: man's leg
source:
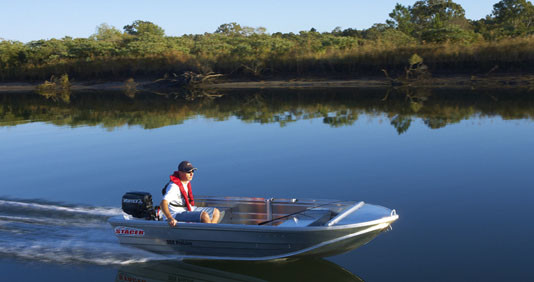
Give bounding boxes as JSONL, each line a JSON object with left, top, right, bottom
{"left": 210, "top": 208, "right": 220, "bottom": 224}
{"left": 200, "top": 211, "right": 210, "bottom": 223}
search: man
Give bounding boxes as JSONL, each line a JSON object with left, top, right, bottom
{"left": 160, "top": 161, "right": 220, "bottom": 227}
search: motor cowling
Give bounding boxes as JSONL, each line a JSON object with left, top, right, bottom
{"left": 122, "top": 192, "right": 156, "bottom": 220}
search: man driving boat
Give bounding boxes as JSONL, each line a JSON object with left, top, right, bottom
{"left": 161, "top": 161, "right": 220, "bottom": 226}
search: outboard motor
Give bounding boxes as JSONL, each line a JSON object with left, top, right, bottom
{"left": 122, "top": 192, "right": 156, "bottom": 220}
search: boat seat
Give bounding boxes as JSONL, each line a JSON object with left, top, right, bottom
{"left": 276, "top": 209, "right": 332, "bottom": 227}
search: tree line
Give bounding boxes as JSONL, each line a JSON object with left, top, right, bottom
{"left": 1, "top": 0, "right": 533, "bottom": 82}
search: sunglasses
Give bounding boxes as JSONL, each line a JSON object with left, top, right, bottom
{"left": 186, "top": 170, "right": 195, "bottom": 174}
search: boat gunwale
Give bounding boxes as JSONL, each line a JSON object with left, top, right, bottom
{"left": 108, "top": 213, "right": 399, "bottom": 232}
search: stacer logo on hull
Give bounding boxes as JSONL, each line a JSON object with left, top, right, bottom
{"left": 115, "top": 226, "right": 145, "bottom": 237}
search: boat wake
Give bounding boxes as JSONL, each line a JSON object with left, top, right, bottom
{"left": 0, "top": 198, "right": 171, "bottom": 265}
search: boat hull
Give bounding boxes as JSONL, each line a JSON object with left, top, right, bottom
{"left": 109, "top": 216, "right": 396, "bottom": 260}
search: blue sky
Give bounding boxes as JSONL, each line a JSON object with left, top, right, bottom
{"left": 2, "top": 0, "right": 500, "bottom": 42}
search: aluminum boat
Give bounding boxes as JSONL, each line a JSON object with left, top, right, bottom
{"left": 109, "top": 196, "right": 398, "bottom": 261}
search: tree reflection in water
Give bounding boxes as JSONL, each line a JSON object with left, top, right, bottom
{"left": 1, "top": 87, "right": 533, "bottom": 134}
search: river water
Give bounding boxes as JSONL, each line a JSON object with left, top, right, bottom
{"left": 0, "top": 87, "right": 533, "bottom": 281}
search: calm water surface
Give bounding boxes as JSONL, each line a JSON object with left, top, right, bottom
{"left": 0, "top": 88, "right": 533, "bottom": 281}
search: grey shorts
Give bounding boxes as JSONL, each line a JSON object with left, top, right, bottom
{"left": 174, "top": 207, "right": 215, "bottom": 222}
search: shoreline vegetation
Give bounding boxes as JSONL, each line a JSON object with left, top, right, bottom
{"left": 1, "top": 0, "right": 534, "bottom": 90}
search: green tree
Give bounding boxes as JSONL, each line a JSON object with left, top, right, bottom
{"left": 388, "top": 0, "right": 477, "bottom": 42}
{"left": 0, "top": 40, "right": 28, "bottom": 80}
{"left": 64, "top": 37, "right": 118, "bottom": 58}
{"left": 26, "top": 39, "right": 69, "bottom": 64}
{"left": 215, "top": 22, "right": 266, "bottom": 36}
{"left": 387, "top": 3, "right": 416, "bottom": 36}
{"left": 339, "top": 28, "right": 363, "bottom": 37}
{"left": 122, "top": 21, "right": 167, "bottom": 56}
{"left": 123, "top": 20, "right": 165, "bottom": 37}
{"left": 491, "top": 0, "right": 534, "bottom": 36}
{"left": 91, "top": 23, "right": 123, "bottom": 42}
{"left": 471, "top": 16, "right": 494, "bottom": 39}
{"left": 215, "top": 22, "right": 243, "bottom": 35}
{"left": 361, "top": 23, "right": 416, "bottom": 45}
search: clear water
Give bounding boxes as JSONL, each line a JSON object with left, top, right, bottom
{"left": 0, "top": 88, "right": 533, "bottom": 281}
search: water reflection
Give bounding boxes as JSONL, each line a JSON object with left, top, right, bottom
{"left": 116, "top": 259, "right": 363, "bottom": 282}
{"left": 1, "top": 87, "right": 533, "bottom": 133}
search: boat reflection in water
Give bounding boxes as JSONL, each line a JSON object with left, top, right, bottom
{"left": 116, "top": 258, "right": 363, "bottom": 282}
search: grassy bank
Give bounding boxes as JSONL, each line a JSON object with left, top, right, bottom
{"left": 2, "top": 36, "right": 534, "bottom": 83}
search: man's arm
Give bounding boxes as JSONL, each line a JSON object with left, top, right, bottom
{"left": 160, "top": 199, "right": 177, "bottom": 227}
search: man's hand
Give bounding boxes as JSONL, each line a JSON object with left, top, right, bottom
{"left": 161, "top": 199, "right": 176, "bottom": 227}
{"left": 167, "top": 218, "right": 177, "bottom": 227}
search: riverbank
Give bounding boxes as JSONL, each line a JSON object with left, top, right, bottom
{"left": 206, "top": 74, "right": 534, "bottom": 89}
{"left": 1, "top": 74, "right": 534, "bottom": 93}
{"left": 0, "top": 81, "right": 126, "bottom": 93}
